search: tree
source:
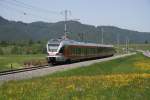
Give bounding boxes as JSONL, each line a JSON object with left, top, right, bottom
{"left": 37, "top": 40, "right": 41, "bottom": 44}
{"left": 11, "top": 46, "right": 21, "bottom": 54}
{"left": 25, "top": 47, "right": 33, "bottom": 54}
{"left": 28, "top": 39, "right": 34, "bottom": 45}
{"left": 145, "top": 40, "right": 148, "bottom": 44}
{"left": 0, "top": 48, "right": 3, "bottom": 55}
{"left": 0, "top": 41, "right": 8, "bottom": 46}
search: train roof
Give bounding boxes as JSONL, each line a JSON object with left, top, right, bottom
{"left": 48, "top": 38, "right": 114, "bottom": 48}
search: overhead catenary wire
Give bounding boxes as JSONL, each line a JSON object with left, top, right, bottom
{"left": 1, "top": 0, "right": 77, "bottom": 22}
{"left": 0, "top": 2, "right": 52, "bottom": 21}
{"left": 1, "top": 0, "right": 79, "bottom": 21}
{"left": 2, "top": 0, "right": 33, "bottom": 11}
{"left": 1, "top": 0, "right": 60, "bottom": 15}
{"left": 11, "top": 0, "right": 60, "bottom": 15}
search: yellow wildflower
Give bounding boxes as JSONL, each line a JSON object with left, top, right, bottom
{"left": 134, "top": 61, "right": 150, "bottom": 70}
{"left": 66, "top": 84, "right": 75, "bottom": 90}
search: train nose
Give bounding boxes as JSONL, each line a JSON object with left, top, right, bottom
{"left": 48, "top": 52, "right": 57, "bottom": 56}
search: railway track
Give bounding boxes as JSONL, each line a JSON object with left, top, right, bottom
{"left": 0, "top": 65, "right": 49, "bottom": 76}
{"left": 0, "top": 53, "right": 136, "bottom": 82}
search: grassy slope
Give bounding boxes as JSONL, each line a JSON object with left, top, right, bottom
{"left": 0, "top": 54, "right": 46, "bottom": 71}
{"left": 0, "top": 53, "right": 150, "bottom": 100}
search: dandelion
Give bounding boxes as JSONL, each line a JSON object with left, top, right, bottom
{"left": 8, "top": 89, "right": 12, "bottom": 94}
{"left": 134, "top": 61, "right": 150, "bottom": 70}
{"left": 66, "top": 84, "right": 75, "bottom": 90}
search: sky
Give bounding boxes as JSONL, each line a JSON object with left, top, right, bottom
{"left": 0, "top": 0, "right": 150, "bottom": 32}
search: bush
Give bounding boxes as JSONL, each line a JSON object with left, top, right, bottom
{"left": 24, "top": 59, "right": 47, "bottom": 67}
{"left": 11, "top": 46, "right": 22, "bottom": 54}
{"left": 0, "top": 48, "right": 3, "bottom": 55}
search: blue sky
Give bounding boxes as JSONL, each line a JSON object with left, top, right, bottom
{"left": 0, "top": 0, "right": 150, "bottom": 32}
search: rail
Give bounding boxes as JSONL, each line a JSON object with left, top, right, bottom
{"left": 0, "top": 65, "right": 48, "bottom": 76}
{"left": 0, "top": 53, "right": 136, "bottom": 77}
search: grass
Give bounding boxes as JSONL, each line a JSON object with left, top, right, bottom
{"left": 0, "top": 53, "right": 150, "bottom": 100}
{"left": 129, "top": 44, "right": 150, "bottom": 50}
{"left": 0, "top": 54, "right": 46, "bottom": 71}
{"left": 49, "top": 54, "right": 150, "bottom": 77}
{"left": 118, "top": 44, "right": 150, "bottom": 50}
{"left": 114, "top": 44, "right": 150, "bottom": 54}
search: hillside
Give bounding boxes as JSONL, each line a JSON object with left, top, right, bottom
{"left": 0, "top": 16, "right": 150, "bottom": 43}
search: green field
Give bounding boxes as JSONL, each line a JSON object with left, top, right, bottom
{"left": 0, "top": 53, "right": 150, "bottom": 100}
{"left": 129, "top": 44, "right": 150, "bottom": 50}
{"left": 116, "top": 44, "right": 150, "bottom": 51}
{"left": 114, "top": 44, "right": 150, "bottom": 54}
{"left": 0, "top": 54, "right": 46, "bottom": 71}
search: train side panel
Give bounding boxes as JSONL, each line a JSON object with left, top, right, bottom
{"left": 62, "top": 45, "right": 115, "bottom": 62}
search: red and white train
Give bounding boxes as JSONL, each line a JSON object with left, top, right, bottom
{"left": 46, "top": 38, "right": 116, "bottom": 64}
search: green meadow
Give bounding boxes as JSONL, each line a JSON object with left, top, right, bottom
{"left": 0, "top": 54, "right": 46, "bottom": 71}
{"left": 0, "top": 53, "right": 150, "bottom": 100}
{"left": 117, "top": 44, "right": 150, "bottom": 51}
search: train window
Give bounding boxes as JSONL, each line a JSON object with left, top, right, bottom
{"left": 98, "top": 47, "right": 101, "bottom": 53}
{"left": 82, "top": 48, "right": 85, "bottom": 56}
{"left": 83, "top": 48, "right": 86, "bottom": 56}
{"left": 74, "top": 47, "right": 81, "bottom": 55}
{"left": 74, "top": 48, "right": 76, "bottom": 55}
{"left": 76, "top": 48, "right": 81, "bottom": 55}
{"left": 70, "top": 47, "right": 72, "bottom": 55}
{"left": 91, "top": 48, "right": 93, "bottom": 54}
{"left": 48, "top": 44, "right": 59, "bottom": 52}
{"left": 59, "top": 46, "right": 64, "bottom": 53}
{"left": 74, "top": 47, "right": 77, "bottom": 55}
{"left": 71, "top": 47, "right": 75, "bottom": 55}
{"left": 92, "top": 48, "right": 94, "bottom": 54}
{"left": 81, "top": 48, "right": 83, "bottom": 56}
{"left": 70, "top": 48, "right": 72, "bottom": 55}
{"left": 81, "top": 48, "right": 83, "bottom": 55}
{"left": 85, "top": 48, "right": 87, "bottom": 55}
{"left": 87, "top": 48, "right": 90, "bottom": 55}
{"left": 76, "top": 48, "right": 78, "bottom": 54}
{"left": 76, "top": 48, "right": 78, "bottom": 55}
{"left": 78, "top": 48, "right": 81, "bottom": 55}
{"left": 89, "top": 48, "right": 91, "bottom": 55}
{"left": 88, "top": 48, "right": 90, "bottom": 55}
{"left": 93, "top": 48, "right": 95, "bottom": 54}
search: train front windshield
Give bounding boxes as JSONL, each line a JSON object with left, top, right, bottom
{"left": 48, "top": 44, "right": 59, "bottom": 52}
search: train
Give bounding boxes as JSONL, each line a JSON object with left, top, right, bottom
{"left": 46, "top": 38, "right": 116, "bottom": 65}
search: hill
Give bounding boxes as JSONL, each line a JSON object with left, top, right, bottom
{"left": 0, "top": 16, "right": 150, "bottom": 43}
